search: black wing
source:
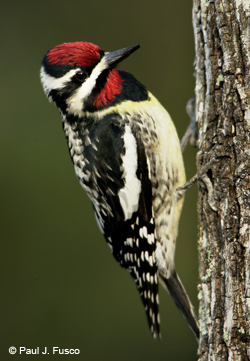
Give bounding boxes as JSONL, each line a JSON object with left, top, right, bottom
{"left": 76, "top": 113, "right": 160, "bottom": 337}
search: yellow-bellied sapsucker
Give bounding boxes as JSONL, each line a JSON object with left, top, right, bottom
{"left": 40, "top": 42, "right": 199, "bottom": 340}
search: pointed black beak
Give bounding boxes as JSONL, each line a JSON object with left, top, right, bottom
{"left": 104, "top": 44, "right": 141, "bottom": 68}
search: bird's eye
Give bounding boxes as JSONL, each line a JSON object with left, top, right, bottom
{"left": 74, "top": 71, "right": 88, "bottom": 82}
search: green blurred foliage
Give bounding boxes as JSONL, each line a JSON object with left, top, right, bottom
{"left": 1, "top": 0, "right": 198, "bottom": 360}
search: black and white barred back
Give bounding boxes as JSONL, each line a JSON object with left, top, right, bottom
{"left": 63, "top": 108, "right": 161, "bottom": 336}
{"left": 40, "top": 42, "right": 199, "bottom": 340}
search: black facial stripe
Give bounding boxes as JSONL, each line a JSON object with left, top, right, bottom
{"left": 48, "top": 77, "right": 83, "bottom": 113}
{"left": 72, "top": 68, "right": 112, "bottom": 111}
{"left": 91, "top": 68, "right": 111, "bottom": 96}
{"left": 42, "top": 54, "right": 99, "bottom": 79}
{"left": 43, "top": 62, "right": 74, "bottom": 78}
{"left": 44, "top": 56, "right": 104, "bottom": 111}
{"left": 84, "top": 70, "right": 149, "bottom": 113}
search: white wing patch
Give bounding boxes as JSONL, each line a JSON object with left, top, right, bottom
{"left": 118, "top": 126, "right": 141, "bottom": 220}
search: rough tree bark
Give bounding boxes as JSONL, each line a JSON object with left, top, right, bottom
{"left": 192, "top": 1, "right": 250, "bottom": 360}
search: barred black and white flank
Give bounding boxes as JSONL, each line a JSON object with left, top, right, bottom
{"left": 40, "top": 42, "right": 199, "bottom": 340}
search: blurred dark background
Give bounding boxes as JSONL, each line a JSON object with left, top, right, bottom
{"left": 1, "top": 0, "right": 198, "bottom": 360}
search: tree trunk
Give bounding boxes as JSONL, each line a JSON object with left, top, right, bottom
{"left": 193, "top": 1, "right": 250, "bottom": 360}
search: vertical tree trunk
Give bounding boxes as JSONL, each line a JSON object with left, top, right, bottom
{"left": 193, "top": 1, "right": 250, "bottom": 360}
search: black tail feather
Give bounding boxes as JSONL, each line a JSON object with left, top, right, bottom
{"left": 159, "top": 269, "right": 199, "bottom": 341}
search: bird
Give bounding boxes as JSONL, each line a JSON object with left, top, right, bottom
{"left": 40, "top": 41, "right": 199, "bottom": 340}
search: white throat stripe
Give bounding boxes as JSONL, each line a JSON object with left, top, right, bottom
{"left": 66, "top": 57, "right": 108, "bottom": 116}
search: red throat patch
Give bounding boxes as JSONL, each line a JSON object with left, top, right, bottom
{"left": 47, "top": 42, "right": 101, "bottom": 67}
{"left": 94, "top": 68, "right": 123, "bottom": 108}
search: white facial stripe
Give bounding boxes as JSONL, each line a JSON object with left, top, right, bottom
{"left": 66, "top": 56, "right": 108, "bottom": 116}
{"left": 118, "top": 126, "right": 141, "bottom": 220}
{"left": 40, "top": 66, "right": 79, "bottom": 96}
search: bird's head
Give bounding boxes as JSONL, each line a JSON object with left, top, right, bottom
{"left": 40, "top": 42, "right": 140, "bottom": 116}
